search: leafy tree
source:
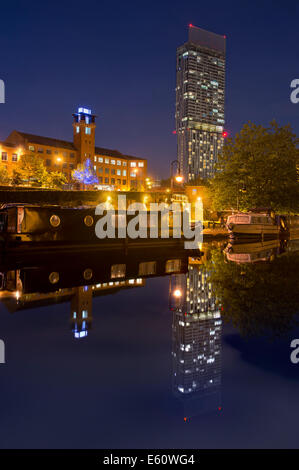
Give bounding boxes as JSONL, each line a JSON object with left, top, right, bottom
{"left": 72, "top": 158, "right": 98, "bottom": 188}
{"left": 17, "top": 153, "right": 48, "bottom": 187}
{"left": 210, "top": 121, "right": 299, "bottom": 214}
{"left": 0, "top": 166, "right": 10, "bottom": 185}
{"left": 11, "top": 168, "right": 23, "bottom": 186}
{"left": 44, "top": 171, "right": 67, "bottom": 189}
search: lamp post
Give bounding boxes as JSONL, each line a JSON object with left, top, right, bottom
{"left": 170, "top": 160, "right": 183, "bottom": 192}
{"left": 56, "top": 156, "right": 63, "bottom": 171}
{"left": 236, "top": 180, "right": 246, "bottom": 211}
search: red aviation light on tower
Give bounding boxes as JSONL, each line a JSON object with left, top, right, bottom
{"left": 189, "top": 23, "right": 194, "bottom": 28}
{"left": 222, "top": 131, "right": 228, "bottom": 138}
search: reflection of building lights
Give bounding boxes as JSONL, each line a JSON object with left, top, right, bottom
{"left": 173, "top": 289, "right": 183, "bottom": 298}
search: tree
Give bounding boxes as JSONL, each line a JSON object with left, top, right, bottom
{"left": 0, "top": 166, "right": 10, "bottom": 185}
{"left": 210, "top": 121, "right": 299, "bottom": 214}
{"left": 44, "top": 171, "right": 67, "bottom": 189}
{"left": 17, "top": 154, "right": 48, "bottom": 187}
{"left": 11, "top": 168, "right": 23, "bottom": 186}
{"left": 14, "top": 154, "right": 66, "bottom": 189}
{"left": 72, "top": 158, "right": 98, "bottom": 188}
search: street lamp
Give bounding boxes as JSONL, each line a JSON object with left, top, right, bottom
{"left": 56, "top": 156, "right": 63, "bottom": 171}
{"left": 236, "top": 181, "right": 246, "bottom": 211}
{"left": 170, "top": 160, "right": 183, "bottom": 191}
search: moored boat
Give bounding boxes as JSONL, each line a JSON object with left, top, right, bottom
{"left": 226, "top": 212, "right": 280, "bottom": 239}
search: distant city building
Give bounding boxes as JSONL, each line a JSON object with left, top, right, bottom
{"left": 0, "top": 107, "right": 147, "bottom": 191}
{"left": 176, "top": 25, "right": 226, "bottom": 180}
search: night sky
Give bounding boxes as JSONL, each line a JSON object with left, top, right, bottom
{"left": 1, "top": 0, "right": 298, "bottom": 178}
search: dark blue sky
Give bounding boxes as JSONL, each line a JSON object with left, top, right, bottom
{"left": 1, "top": 0, "right": 298, "bottom": 178}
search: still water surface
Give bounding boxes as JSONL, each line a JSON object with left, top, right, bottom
{"left": 0, "top": 239, "right": 298, "bottom": 448}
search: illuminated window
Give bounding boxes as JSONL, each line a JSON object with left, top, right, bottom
{"left": 130, "top": 162, "right": 136, "bottom": 167}
{"left": 105, "top": 158, "right": 109, "bottom": 164}
{"left": 85, "top": 127, "right": 91, "bottom": 135}
{"left": 123, "top": 161, "right": 127, "bottom": 166}
{"left": 29, "top": 146, "right": 35, "bottom": 151}
{"left": 76, "top": 126, "right": 80, "bottom": 133}
{"left": 138, "top": 162, "right": 144, "bottom": 167}
{"left": 123, "top": 170, "right": 126, "bottom": 176}
{"left": 111, "top": 159, "right": 115, "bottom": 165}
{"left": 117, "top": 169, "right": 121, "bottom": 176}
{"left": 12, "top": 154, "right": 18, "bottom": 162}
{"left": 117, "top": 160, "right": 121, "bottom": 166}
{"left": 98, "top": 157, "right": 103, "bottom": 162}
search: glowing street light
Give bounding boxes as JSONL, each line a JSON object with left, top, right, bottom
{"left": 170, "top": 160, "right": 184, "bottom": 191}
{"left": 175, "top": 175, "right": 183, "bottom": 184}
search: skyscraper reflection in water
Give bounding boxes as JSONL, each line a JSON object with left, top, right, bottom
{"left": 170, "top": 257, "right": 222, "bottom": 417}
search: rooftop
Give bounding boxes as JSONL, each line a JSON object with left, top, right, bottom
{"left": 4, "top": 132, "right": 144, "bottom": 160}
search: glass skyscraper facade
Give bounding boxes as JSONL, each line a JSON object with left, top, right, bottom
{"left": 176, "top": 25, "right": 226, "bottom": 180}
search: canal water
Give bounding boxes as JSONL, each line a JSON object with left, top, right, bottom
{"left": 0, "top": 239, "right": 298, "bottom": 448}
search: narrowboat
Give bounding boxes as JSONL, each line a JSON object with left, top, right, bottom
{"left": 226, "top": 212, "right": 280, "bottom": 239}
{"left": 0, "top": 203, "right": 197, "bottom": 253}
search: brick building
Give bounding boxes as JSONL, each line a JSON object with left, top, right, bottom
{"left": 0, "top": 107, "right": 147, "bottom": 190}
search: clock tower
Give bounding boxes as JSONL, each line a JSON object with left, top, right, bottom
{"left": 72, "top": 107, "right": 96, "bottom": 164}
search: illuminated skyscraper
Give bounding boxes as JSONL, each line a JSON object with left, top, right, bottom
{"left": 176, "top": 25, "right": 226, "bottom": 180}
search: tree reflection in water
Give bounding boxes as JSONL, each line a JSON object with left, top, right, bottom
{"left": 206, "top": 243, "right": 299, "bottom": 337}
